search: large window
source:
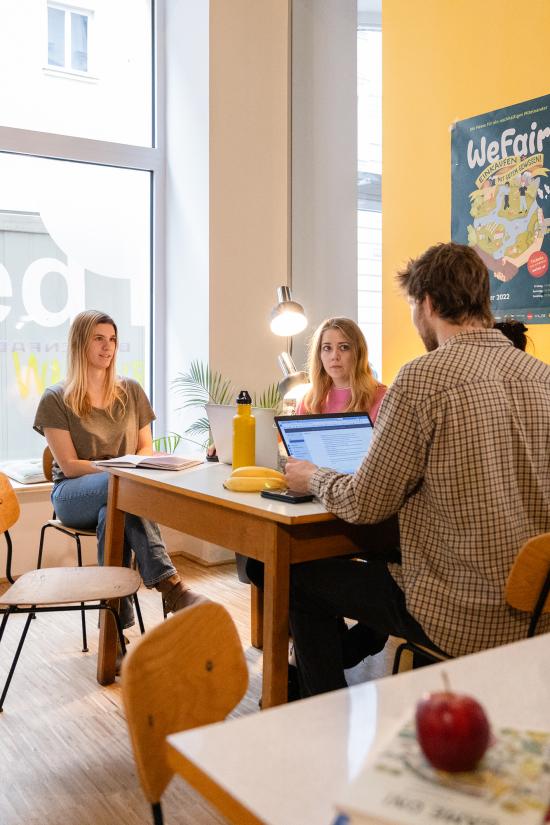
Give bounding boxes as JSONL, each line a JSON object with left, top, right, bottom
{"left": 0, "top": 0, "right": 159, "bottom": 462}
{"left": 357, "top": 22, "right": 382, "bottom": 377}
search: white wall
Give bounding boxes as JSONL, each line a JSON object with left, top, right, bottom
{"left": 291, "top": 0, "right": 358, "bottom": 370}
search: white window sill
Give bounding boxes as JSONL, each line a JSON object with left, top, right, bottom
{"left": 42, "top": 66, "right": 98, "bottom": 83}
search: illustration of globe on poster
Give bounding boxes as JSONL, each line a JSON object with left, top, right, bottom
{"left": 452, "top": 94, "right": 550, "bottom": 323}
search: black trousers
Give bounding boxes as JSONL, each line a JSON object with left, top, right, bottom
{"left": 289, "top": 554, "right": 439, "bottom": 697}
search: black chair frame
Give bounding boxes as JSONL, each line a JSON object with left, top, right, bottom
{"left": 37, "top": 514, "right": 95, "bottom": 651}
{"left": 0, "top": 597, "right": 144, "bottom": 712}
{"left": 2, "top": 529, "right": 15, "bottom": 585}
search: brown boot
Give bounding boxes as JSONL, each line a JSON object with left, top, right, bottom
{"left": 158, "top": 578, "right": 206, "bottom": 613}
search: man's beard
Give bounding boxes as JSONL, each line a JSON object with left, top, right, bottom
{"left": 420, "top": 326, "right": 438, "bottom": 352}
{"left": 416, "top": 308, "right": 438, "bottom": 352}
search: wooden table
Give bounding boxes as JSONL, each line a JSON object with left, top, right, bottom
{"left": 166, "top": 634, "right": 550, "bottom": 825}
{"left": 98, "top": 462, "right": 368, "bottom": 707}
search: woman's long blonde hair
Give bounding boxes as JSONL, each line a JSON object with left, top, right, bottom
{"left": 63, "top": 310, "right": 127, "bottom": 418}
{"left": 301, "top": 317, "right": 378, "bottom": 413}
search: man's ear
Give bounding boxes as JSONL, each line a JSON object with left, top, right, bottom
{"left": 423, "top": 294, "right": 435, "bottom": 317}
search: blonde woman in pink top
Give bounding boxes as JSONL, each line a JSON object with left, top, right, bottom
{"left": 295, "top": 317, "right": 386, "bottom": 421}
{"left": 248, "top": 319, "right": 389, "bottom": 687}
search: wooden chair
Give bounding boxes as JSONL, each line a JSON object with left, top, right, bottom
{"left": 0, "top": 471, "right": 17, "bottom": 584}
{"left": 392, "top": 531, "right": 550, "bottom": 673}
{"left": 121, "top": 601, "right": 249, "bottom": 825}
{"left": 506, "top": 531, "right": 550, "bottom": 635}
{"left": 0, "top": 470, "right": 143, "bottom": 711}
{"left": 37, "top": 446, "right": 97, "bottom": 651}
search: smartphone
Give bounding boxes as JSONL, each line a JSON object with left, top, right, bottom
{"left": 261, "top": 489, "right": 315, "bottom": 504}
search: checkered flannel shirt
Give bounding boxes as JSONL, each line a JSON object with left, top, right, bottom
{"left": 310, "top": 329, "right": 550, "bottom": 656}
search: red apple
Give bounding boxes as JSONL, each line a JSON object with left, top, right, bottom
{"left": 415, "top": 691, "right": 491, "bottom": 772}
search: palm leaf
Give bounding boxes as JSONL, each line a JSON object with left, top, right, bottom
{"left": 152, "top": 432, "right": 182, "bottom": 454}
{"left": 172, "top": 359, "right": 235, "bottom": 409}
{"left": 184, "top": 415, "right": 212, "bottom": 448}
{"left": 253, "top": 383, "right": 283, "bottom": 412}
{"left": 153, "top": 431, "right": 205, "bottom": 452}
{"left": 171, "top": 360, "right": 281, "bottom": 446}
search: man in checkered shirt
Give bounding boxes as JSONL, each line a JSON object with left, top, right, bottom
{"left": 285, "top": 241, "right": 550, "bottom": 697}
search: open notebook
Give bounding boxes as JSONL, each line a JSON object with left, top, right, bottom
{"left": 94, "top": 454, "right": 203, "bottom": 471}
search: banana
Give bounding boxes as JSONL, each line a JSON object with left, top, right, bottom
{"left": 223, "top": 476, "right": 287, "bottom": 492}
{"left": 231, "top": 465, "right": 285, "bottom": 482}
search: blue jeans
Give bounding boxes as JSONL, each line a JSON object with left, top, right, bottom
{"left": 52, "top": 472, "right": 176, "bottom": 628}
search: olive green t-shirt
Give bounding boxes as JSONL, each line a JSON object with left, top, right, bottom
{"left": 33, "top": 379, "right": 155, "bottom": 483}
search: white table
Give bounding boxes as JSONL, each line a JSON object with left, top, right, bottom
{"left": 99, "top": 462, "right": 370, "bottom": 706}
{"left": 166, "top": 634, "right": 550, "bottom": 825}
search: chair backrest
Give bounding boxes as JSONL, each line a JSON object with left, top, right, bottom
{"left": 42, "top": 447, "right": 54, "bottom": 483}
{"left": 506, "top": 533, "right": 550, "bottom": 631}
{"left": 0, "top": 472, "right": 20, "bottom": 534}
{"left": 121, "top": 601, "right": 248, "bottom": 805}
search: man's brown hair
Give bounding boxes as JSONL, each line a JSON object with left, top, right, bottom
{"left": 397, "top": 242, "right": 493, "bottom": 326}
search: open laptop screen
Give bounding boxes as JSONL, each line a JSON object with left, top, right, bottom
{"left": 275, "top": 412, "right": 374, "bottom": 475}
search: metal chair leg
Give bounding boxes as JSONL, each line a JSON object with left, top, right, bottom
{"left": 151, "top": 801, "right": 164, "bottom": 825}
{"left": 75, "top": 536, "right": 88, "bottom": 652}
{"left": 4, "top": 531, "right": 15, "bottom": 584}
{"left": 36, "top": 523, "right": 49, "bottom": 569}
{"left": 0, "top": 607, "right": 12, "bottom": 643}
{"left": 0, "top": 612, "right": 34, "bottom": 712}
{"left": 133, "top": 593, "right": 145, "bottom": 635}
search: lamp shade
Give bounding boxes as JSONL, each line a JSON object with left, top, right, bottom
{"left": 270, "top": 286, "right": 307, "bottom": 337}
{"left": 277, "top": 352, "right": 310, "bottom": 400}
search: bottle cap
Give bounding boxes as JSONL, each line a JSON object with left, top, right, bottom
{"left": 236, "top": 390, "right": 252, "bottom": 404}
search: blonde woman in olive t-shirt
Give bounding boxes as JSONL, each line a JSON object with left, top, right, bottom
{"left": 33, "top": 310, "right": 203, "bottom": 627}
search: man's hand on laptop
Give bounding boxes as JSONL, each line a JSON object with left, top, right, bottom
{"left": 284, "top": 457, "right": 318, "bottom": 493}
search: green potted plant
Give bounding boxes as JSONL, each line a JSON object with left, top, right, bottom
{"left": 172, "top": 360, "right": 282, "bottom": 463}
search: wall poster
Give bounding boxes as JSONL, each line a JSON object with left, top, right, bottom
{"left": 452, "top": 94, "right": 550, "bottom": 323}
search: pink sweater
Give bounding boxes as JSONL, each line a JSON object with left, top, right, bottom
{"left": 295, "top": 383, "right": 387, "bottom": 423}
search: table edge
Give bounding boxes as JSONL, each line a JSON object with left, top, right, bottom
{"left": 104, "top": 466, "right": 336, "bottom": 525}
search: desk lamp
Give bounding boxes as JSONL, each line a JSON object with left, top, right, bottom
{"left": 270, "top": 286, "right": 307, "bottom": 336}
{"left": 277, "top": 352, "right": 310, "bottom": 402}
{"left": 270, "top": 286, "right": 310, "bottom": 407}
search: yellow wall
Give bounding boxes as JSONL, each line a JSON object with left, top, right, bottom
{"left": 382, "top": 0, "right": 550, "bottom": 382}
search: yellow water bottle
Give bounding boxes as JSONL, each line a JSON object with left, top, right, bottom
{"left": 232, "top": 390, "right": 255, "bottom": 469}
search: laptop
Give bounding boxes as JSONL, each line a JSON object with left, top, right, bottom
{"left": 275, "top": 412, "right": 374, "bottom": 474}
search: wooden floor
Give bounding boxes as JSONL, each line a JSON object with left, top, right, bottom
{"left": 0, "top": 555, "right": 399, "bottom": 825}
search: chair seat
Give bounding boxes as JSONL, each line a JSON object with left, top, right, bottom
{"left": 0, "top": 566, "right": 142, "bottom": 606}
{"left": 46, "top": 519, "right": 96, "bottom": 537}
